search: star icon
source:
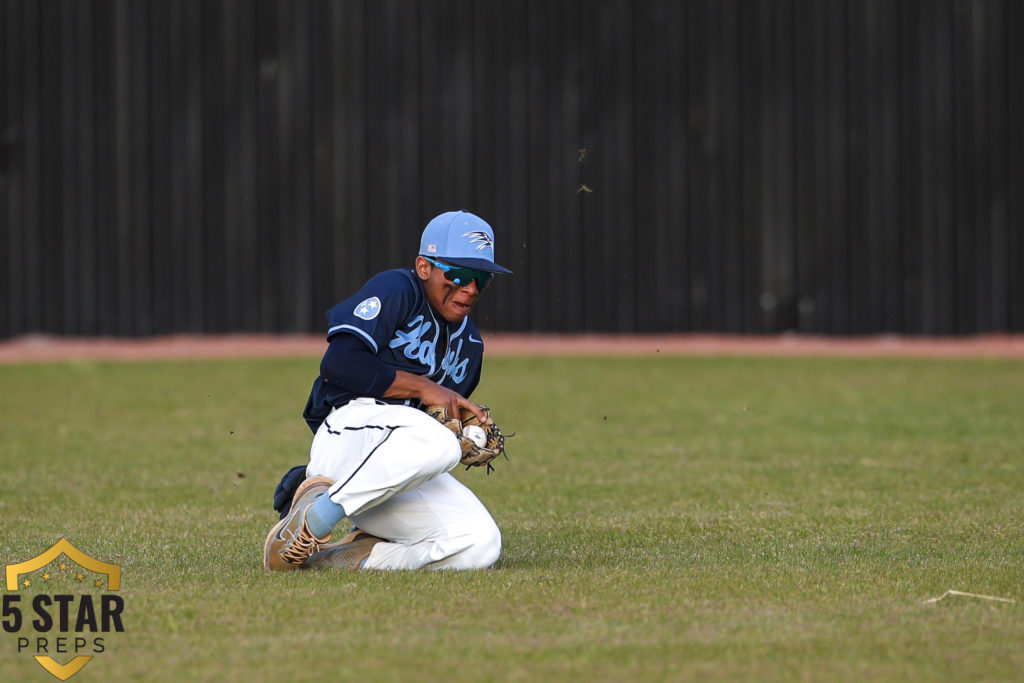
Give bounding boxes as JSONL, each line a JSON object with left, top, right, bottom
{"left": 22, "top": 579, "right": 30, "bottom": 588}
{"left": 76, "top": 573, "right": 85, "bottom": 580}
{"left": 59, "top": 562, "right": 68, "bottom": 571}
{"left": 94, "top": 579, "right": 104, "bottom": 588}
{"left": 43, "top": 573, "right": 51, "bottom": 580}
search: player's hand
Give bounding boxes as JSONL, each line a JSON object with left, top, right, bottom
{"left": 420, "top": 384, "right": 489, "bottom": 425}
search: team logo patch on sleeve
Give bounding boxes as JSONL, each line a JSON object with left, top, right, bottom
{"left": 354, "top": 296, "right": 382, "bottom": 320}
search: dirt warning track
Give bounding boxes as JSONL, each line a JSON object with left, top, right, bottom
{"left": 1, "top": 333, "right": 1023, "bottom": 364}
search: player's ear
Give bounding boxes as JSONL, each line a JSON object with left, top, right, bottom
{"left": 414, "top": 256, "right": 432, "bottom": 281}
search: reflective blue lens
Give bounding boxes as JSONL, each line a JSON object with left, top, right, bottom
{"left": 423, "top": 256, "right": 494, "bottom": 290}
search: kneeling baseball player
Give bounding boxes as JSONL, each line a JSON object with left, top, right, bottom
{"left": 264, "top": 211, "right": 512, "bottom": 571}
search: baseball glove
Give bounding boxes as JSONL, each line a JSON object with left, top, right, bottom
{"left": 425, "top": 404, "right": 510, "bottom": 473}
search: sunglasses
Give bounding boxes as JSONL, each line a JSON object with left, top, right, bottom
{"left": 423, "top": 256, "right": 494, "bottom": 291}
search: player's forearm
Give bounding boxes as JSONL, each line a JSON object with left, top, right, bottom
{"left": 322, "top": 334, "right": 469, "bottom": 411}
{"left": 383, "top": 370, "right": 447, "bottom": 403}
{"left": 385, "top": 370, "right": 488, "bottom": 423}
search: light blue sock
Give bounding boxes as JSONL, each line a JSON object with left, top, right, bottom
{"left": 305, "top": 493, "right": 346, "bottom": 538}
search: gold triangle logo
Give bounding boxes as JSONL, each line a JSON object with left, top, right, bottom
{"left": 34, "top": 655, "right": 92, "bottom": 680}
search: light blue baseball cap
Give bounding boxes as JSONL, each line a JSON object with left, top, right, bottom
{"left": 419, "top": 210, "right": 513, "bottom": 274}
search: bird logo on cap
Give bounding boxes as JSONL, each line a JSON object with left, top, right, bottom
{"left": 463, "top": 231, "right": 493, "bottom": 252}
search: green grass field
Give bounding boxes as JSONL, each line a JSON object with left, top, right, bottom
{"left": 2, "top": 354, "right": 1023, "bottom": 681}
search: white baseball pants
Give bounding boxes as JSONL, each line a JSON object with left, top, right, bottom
{"left": 305, "top": 398, "right": 501, "bottom": 570}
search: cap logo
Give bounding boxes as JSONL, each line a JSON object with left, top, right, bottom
{"left": 462, "top": 230, "right": 493, "bottom": 252}
{"left": 427, "top": 244, "right": 437, "bottom": 253}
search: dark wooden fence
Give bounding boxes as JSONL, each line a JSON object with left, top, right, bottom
{"left": 2, "top": 0, "right": 1021, "bottom": 337}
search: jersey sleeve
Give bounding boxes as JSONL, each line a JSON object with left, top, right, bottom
{"left": 324, "top": 270, "right": 418, "bottom": 352}
{"left": 319, "top": 332, "right": 397, "bottom": 398}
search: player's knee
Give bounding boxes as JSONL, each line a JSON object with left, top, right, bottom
{"left": 419, "top": 422, "right": 462, "bottom": 472}
{"left": 391, "top": 418, "right": 461, "bottom": 475}
{"left": 442, "top": 434, "right": 463, "bottom": 470}
{"left": 459, "top": 520, "right": 502, "bottom": 569}
{"left": 417, "top": 430, "right": 461, "bottom": 474}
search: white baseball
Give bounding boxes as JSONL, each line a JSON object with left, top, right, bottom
{"left": 463, "top": 425, "right": 487, "bottom": 448}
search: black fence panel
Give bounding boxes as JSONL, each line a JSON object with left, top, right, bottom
{"left": 1, "top": 0, "right": 1021, "bottom": 336}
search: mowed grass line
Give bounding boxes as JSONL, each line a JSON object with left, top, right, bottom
{"left": 1, "top": 355, "right": 1022, "bottom": 681}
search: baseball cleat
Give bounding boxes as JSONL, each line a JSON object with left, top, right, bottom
{"left": 303, "top": 533, "right": 385, "bottom": 570}
{"left": 317, "top": 528, "right": 377, "bottom": 550}
{"left": 263, "top": 476, "right": 335, "bottom": 571}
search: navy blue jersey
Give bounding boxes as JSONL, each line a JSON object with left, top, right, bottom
{"left": 303, "top": 268, "right": 484, "bottom": 432}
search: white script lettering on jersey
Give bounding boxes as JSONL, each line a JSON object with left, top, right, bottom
{"left": 441, "top": 338, "right": 470, "bottom": 383}
{"left": 389, "top": 315, "right": 437, "bottom": 370}
{"left": 389, "top": 315, "right": 469, "bottom": 382}
{"left": 354, "top": 297, "right": 382, "bottom": 320}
